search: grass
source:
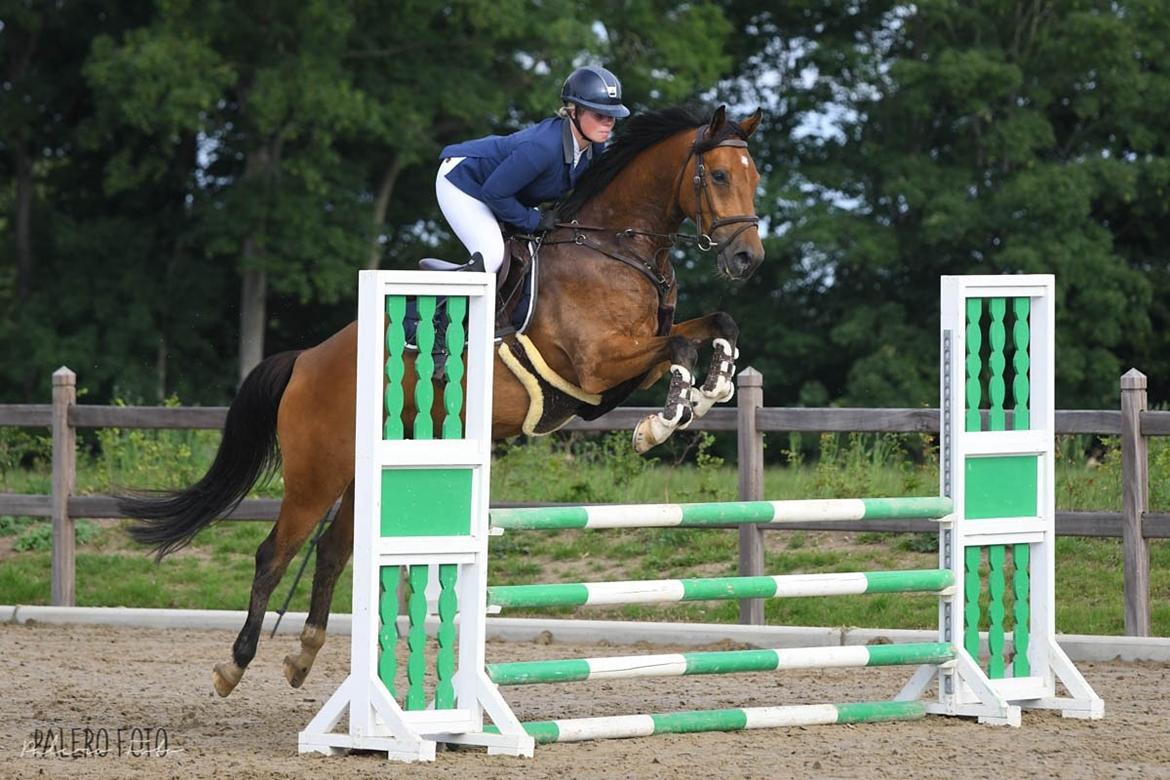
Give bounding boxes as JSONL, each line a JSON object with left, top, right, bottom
{"left": 0, "top": 428, "right": 1167, "bottom": 636}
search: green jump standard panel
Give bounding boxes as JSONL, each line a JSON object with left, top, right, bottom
{"left": 964, "top": 455, "right": 1038, "bottom": 519}
{"left": 380, "top": 468, "right": 472, "bottom": 537}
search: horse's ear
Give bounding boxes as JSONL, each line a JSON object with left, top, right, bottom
{"left": 707, "top": 105, "right": 727, "bottom": 138}
{"left": 739, "top": 107, "right": 763, "bottom": 138}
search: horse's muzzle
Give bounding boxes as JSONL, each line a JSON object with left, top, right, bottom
{"left": 719, "top": 247, "right": 764, "bottom": 280}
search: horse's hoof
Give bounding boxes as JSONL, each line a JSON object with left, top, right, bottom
{"left": 212, "top": 661, "right": 244, "bottom": 697}
{"left": 284, "top": 654, "right": 309, "bottom": 688}
{"left": 632, "top": 423, "right": 654, "bottom": 454}
{"left": 632, "top": 409, "right": 683, "bottom": 453}
{"left": 693, "top": 376, "right": 735, "bottom": 418}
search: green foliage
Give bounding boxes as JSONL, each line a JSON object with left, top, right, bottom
{"left": 1150, "top": 438, "right": 1170, "bottom": 512}
{"left": 812, "top": 433, "right": 935, "bottom": 498}
{"left": 1058, "top": 436, "right": 1123, "bottom": 511}
{"left": 12, "top": 522, "right": 53, "bottom": 552}
{"left": 72, "top": 394, "right": 286, "bottom": 497}
{"left": 492, "top": 432, "right": 658, "bottom": 504}
{"left": 0, "top": 427, "right": 51, "bottom": 473}
{"left": 11, "top": 519, "right": 100, "bottom": 552}
{"left": 0, "top": 515, "right": 37, "bottom": 536}
{"left": 92, "top": 422, "right": 230, "bottom": 495}
{"left": 4, "top": 2, "right": 1170, "bottom": 412}
{"left": 705, "top": 0, "right": 1170, "bottom": 410}
{"left": 1057, "top": 434, "right": 1170, "bottom": 513}
{"left": 0, "top": 1, "right": 737, "bottom": 403}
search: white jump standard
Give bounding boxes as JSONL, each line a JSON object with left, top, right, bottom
{"left": 896, "top": 275, "right": 1103, "bottom": 724}
{"left": 298, "top": 271, "right": 534, "bottom": 761}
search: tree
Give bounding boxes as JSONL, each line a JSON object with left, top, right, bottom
{"left": 1, "top": 1, "right": 739, "bottom": 401}
{"left": 0, "top": 1, "right": 167, "bottom": 400}
{"left": 712, "top": 1, "right": 1165, "bottom": 408}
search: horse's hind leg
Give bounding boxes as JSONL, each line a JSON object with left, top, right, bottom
{"left": 283, "top": 481, "right": 354, "bottom": 688}
{"left": 212, "top": 491, "right": 335, "bottom": 697}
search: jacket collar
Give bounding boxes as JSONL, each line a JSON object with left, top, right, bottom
{"left": 562, "top": 118, "right": 594, "bottom": 166}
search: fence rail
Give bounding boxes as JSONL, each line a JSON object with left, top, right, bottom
{"left": 0, "top": 365, "right": 1160, "bottom": 635}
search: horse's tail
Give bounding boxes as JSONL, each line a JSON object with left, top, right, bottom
{"left": 121, "top": 350, "right": 301, "bottom": 560}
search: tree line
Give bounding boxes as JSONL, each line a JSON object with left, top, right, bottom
{"left": 3, "top": 1, "right": 1168, "bottom": 410}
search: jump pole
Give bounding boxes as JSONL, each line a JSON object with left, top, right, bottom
{"left": 485, "top": 701, "right": 928, "bottom": 744}
{"left": 487, "top": 643, "right": 956, "bottom": 686}
{"left": 487, "top": 569, "right": 954, "bottom": 609}
{"left": 490, "top": 495, "right": 954, "bottom": 530}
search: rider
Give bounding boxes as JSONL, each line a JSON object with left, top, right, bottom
{"left": 435, "top": 65, "right": 630, "bottom": 273}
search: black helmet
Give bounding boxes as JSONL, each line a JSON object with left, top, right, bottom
{"left": 560, "top": 65, "right": 630, "bottom": 118}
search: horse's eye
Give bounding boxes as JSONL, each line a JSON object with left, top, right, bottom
{"left": 711, "top": 169, "right": 729, "bottom": 185}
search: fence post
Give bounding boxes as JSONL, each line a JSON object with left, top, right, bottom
{"left": 1120, "top": 368, "right": 1150, "bottom": 636}
{"left": 736, "top": 367, "right": 765, "bottom": 625}
{"left": 52, "top": 367, "right": 77, "bottom": 607}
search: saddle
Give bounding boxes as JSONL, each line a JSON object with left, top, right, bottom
{"left": 415, "top": 234, "right": 671, "bottom": 434}
{"left": 417, "top": 235, "right": 538, "bottom": 337}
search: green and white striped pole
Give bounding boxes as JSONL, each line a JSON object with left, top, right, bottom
{"left": 490, "top": 496, "right": 954, "bottom": 531}
{"left": 487, "top": 642, "right": 955, "bottom": 686}
{"left": 488, "top": 569, "right": 954, "bottom": 610}
{"left": 486, "top": 701, "right": 926, "bottom": 744}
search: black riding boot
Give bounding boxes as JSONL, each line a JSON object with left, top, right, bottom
{"left": 450, "top": 252, "right": 486, "bottom": 272}
{"left": 417, "top": 252, "right": 488, "bottom": 273}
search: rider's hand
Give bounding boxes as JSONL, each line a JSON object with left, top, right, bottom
{"left": 536, "top": 210, "right": 560, "bottom": 233}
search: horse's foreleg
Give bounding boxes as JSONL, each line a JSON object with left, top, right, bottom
{"left": 573, "top": 333, "right": 701, "bottom": 453}
{"left": 283, "top": 482, "right": 355, "bottom": 689}
{"left": 668, "top": 312, "right": 740, "bottom": 418}
{"left": 629, "top": 335, "right": 701, "bottom": 453}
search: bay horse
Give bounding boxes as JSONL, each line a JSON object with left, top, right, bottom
{"left": 121, "top": 105, "right": 765, "bottom": 698}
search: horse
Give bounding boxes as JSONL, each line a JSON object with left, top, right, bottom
{"left": 121, "top": 104, "right": 765, "bottom": 698}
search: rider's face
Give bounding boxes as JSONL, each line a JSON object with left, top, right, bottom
{"left": 577, "top": 108, "right": 616, "bottom": 143}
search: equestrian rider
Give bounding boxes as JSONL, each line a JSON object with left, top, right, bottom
{"left": 435, "top": 65, "right": 630, "bottom": 273}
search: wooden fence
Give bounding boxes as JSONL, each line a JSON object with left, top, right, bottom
{"left": 0, "top": 366, "right": 1164, "bottom": 635}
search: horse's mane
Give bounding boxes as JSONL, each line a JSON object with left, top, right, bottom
{"left": 557, "top": 105, "right": 749, "bottom": 220}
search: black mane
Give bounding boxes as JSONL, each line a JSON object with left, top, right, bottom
{"left": 557, "top": 106, "right": 745, "bottom": 219}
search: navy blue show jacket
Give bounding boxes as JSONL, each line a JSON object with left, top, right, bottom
{"left": 439, "top": 117, "right": 604, "bottom": 233}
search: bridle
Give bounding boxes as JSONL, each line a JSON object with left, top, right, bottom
{"left": 669, "top": 126, "right": 761, "bottom": 253}
{"left": 541, "top": 124, "right": 760, "bottom": 294}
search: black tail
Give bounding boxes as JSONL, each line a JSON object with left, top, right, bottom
{"left": 121, "top": 351, "right": 301, "bottom": 560}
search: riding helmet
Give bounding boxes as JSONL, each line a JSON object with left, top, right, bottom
{"left": 560, "top": 65, "right": 630, "bottom": 118}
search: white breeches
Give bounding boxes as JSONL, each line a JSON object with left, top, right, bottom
{"left": 435, "top": 157, "right": 506, "bottom": 273}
